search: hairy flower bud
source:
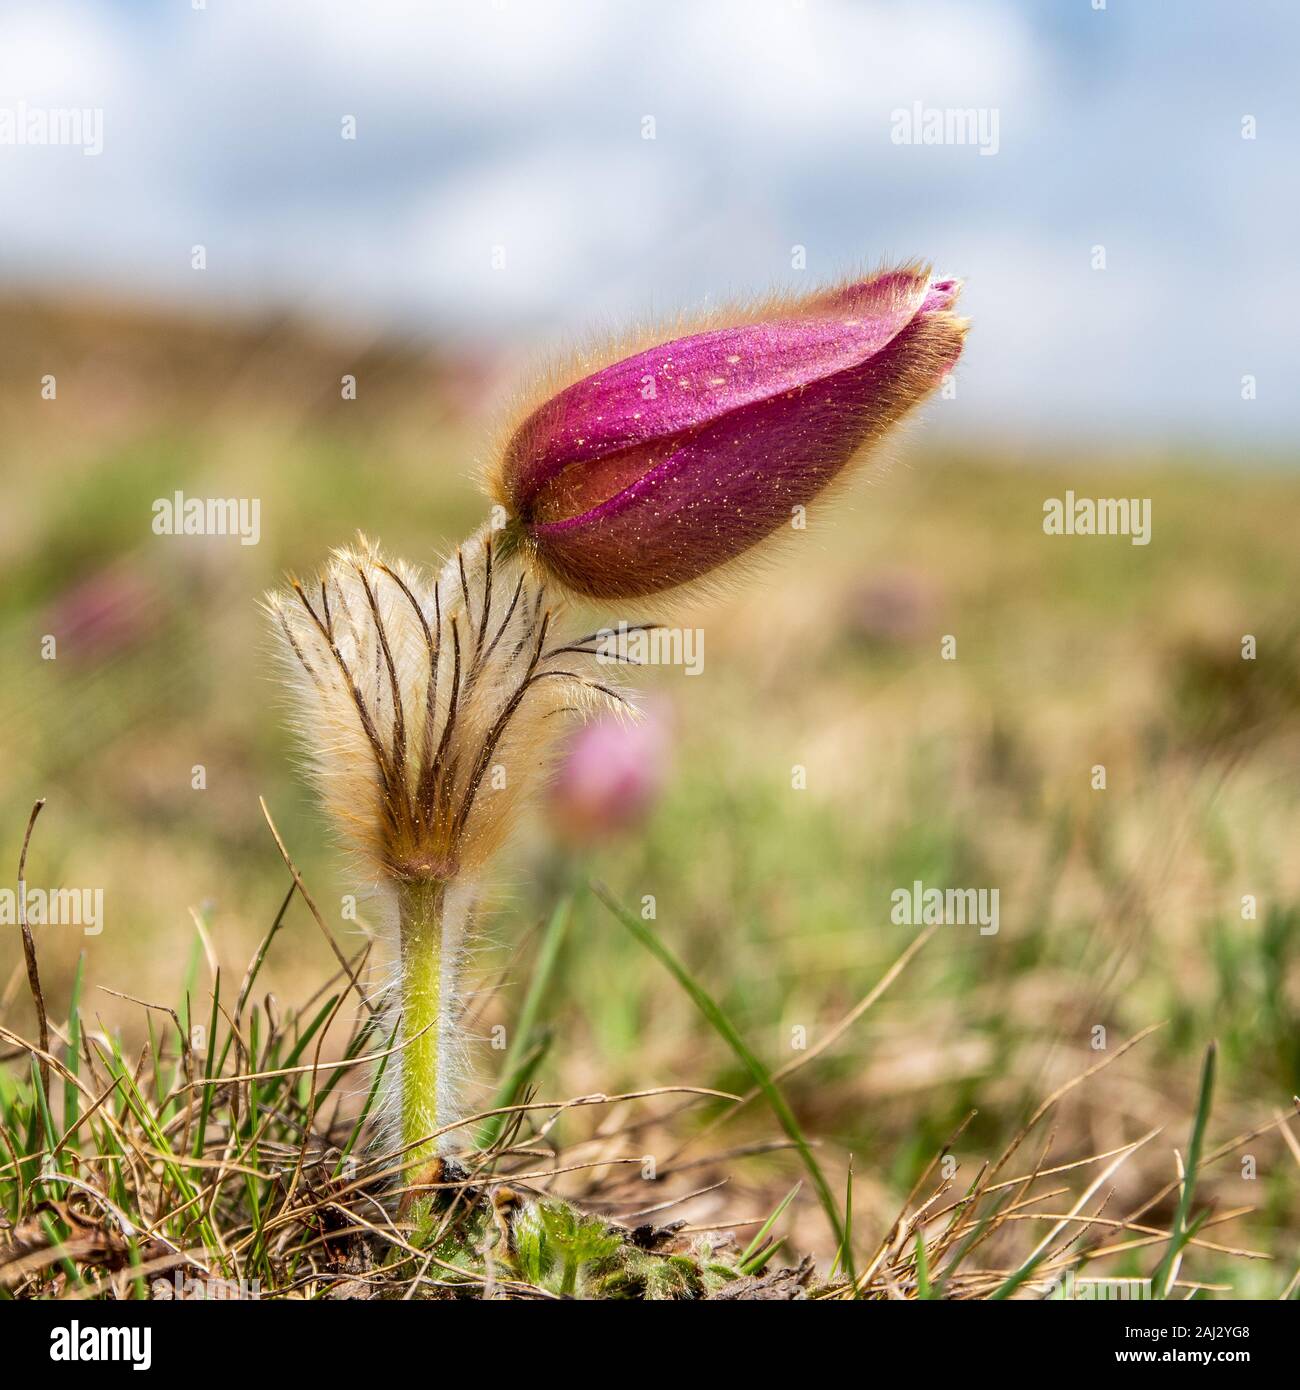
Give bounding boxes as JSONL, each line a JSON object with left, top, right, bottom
{"left": 493, "top": 264, "right": 966, "bottom": 599}
{"left": 266, "top": 531, "right": 627, "bottom": 884}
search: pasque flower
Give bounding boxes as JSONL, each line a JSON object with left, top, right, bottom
{"left": 267, "top": 531, "right": 627, "bottom": 1170}
{"left": 493, "top": 264, "right": 966, "bottom": 599}
{"left": 269, "top": 259, "right": 967, "bottom": 1199}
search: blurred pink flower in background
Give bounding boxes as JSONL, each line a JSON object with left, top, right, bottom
{"left": 548, "top": 698, "right": 673, "bottom": 844}
{"left": 841, "top": 569, "right": 939, "bottom": 647}
{"left": 42, "top": 562, "right": 162, "bottom": 665}
{"left": 438, "top": 348, "right": 507, "bottom": 423}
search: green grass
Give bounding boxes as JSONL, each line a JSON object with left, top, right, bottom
{"left": 1, "top": 313, "right": 1298, "bottom": 1296}
{"left": 594, "top": 880, "right": 855, "bottom": 1284}
{"left": 3, "top": 868, "right": 1259, "bottom": 1299}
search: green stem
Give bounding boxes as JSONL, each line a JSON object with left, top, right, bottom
{"left": 560, "top": 1250, "right": 579, "bottom": 1299}
{"left": 397, "top": 879, "right": 447, "bottom": 1170}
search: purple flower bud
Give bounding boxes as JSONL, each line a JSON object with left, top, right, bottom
{"left": 495, "top": 265, "right": 966, "bottom": 599}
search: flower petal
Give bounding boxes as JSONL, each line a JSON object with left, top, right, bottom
{"left": 504, "top": 267, "right": 936, "bottom": 518}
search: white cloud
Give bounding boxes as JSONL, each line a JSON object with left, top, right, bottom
{"left": 0, "top": 1, "right": 126, "bottom": 100}
{"left": 0, "top": 0, "right": 1293, "bottom": 437}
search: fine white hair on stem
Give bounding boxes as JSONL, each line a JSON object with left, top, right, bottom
{"left": 368, "top": 878, "right": 479, "bottom": 1159}
{"left": 265, "top": 526, "right": 633, "bottom": 1167}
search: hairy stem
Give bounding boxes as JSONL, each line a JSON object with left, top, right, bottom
{"left": 395, "top": 878, "right": 474, "bottom": 1176}
{"left": 397, "top": 879, "right": 448, "bottom": 1171}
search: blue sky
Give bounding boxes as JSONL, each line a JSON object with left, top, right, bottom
{"left": 2, "top": 0, "right": 1296, "bottom": 446}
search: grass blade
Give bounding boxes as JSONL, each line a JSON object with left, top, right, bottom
{"left": 334, "top": 1013, "right": 402, "bottom": 1175}
{"left": 593, "top": 881, "right": 855, "bottom": 1283}
{"left": 63, "top": 952, "right": 85, "bottom": 1138}
{"left": 915, "top": 1229, "right": 933, "bottom": 1299}
{"left": 192, "top": 972, "right": 222, "bottom": 1159}
{"left": 482, "top": 895, "right": 572, "bottom": 1146}
{"left": 1152, "top": 1041, "right": 1217, "bottom": 1299}
{"left": 739, "top": 1181, "right": 801, "bottom": 1273}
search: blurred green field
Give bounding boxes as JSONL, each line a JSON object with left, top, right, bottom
{"left": 2, "top": 300, "right": 1298, "bottom": 1292}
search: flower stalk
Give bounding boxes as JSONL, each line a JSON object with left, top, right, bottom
{"left": 395, "top": 878, "right": 446, "bottom": 1169}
